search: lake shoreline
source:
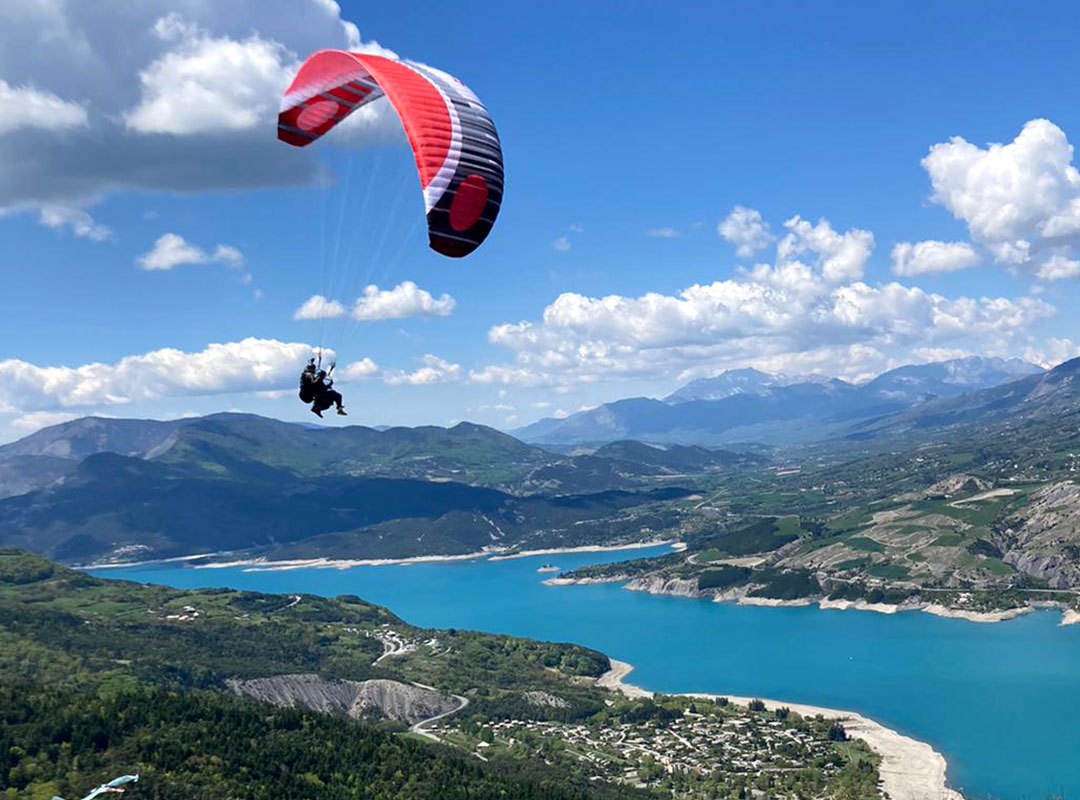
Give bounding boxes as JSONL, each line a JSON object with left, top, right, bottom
{"left": 597, "top": 659, "right": 964, "bottom": 800}
{"left": 549, "top": 573, "right": 1080, "bottom": 625}
{"left": 89, "top": 541, "right": 1080, "bottom": 796}
{"left": 82, "top": 540, "right": 681, "bottom": 573}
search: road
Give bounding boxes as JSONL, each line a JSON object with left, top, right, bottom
{"left": 409, "top": 694, "right": 470, "bottom": 743}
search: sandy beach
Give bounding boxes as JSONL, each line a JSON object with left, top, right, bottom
{"left": 819, "top": 598, "right": 903, "bottom": 614}
{"left": 735, "top": 596, "right": 1040, "bottom": 624}
{"left": 598, "top": 659, "right": 964, "bottom": 800}
{"left": 1062, "top": 608, "right": 1080, "bottom": 626}
{"left": 82, "top": 552, "right": 228, "bottom": 569}
{"left": 487, "top": 539, "right": 678, "bottom": 561}
{"left": 595, "top": 658, "right": 653, "bottom": 698}
{"left": 201, "top": 551, "right": 494, "bottom": 572}
{"left": 921, "top": 603, "right": 1032, "bottom": 623}
{"left": 734, "top": 596, "right": 1040, "bottom": 624}
{"left": 85, "top": 539, "right": 679, "bottom": 573}
{"left": 736, "top": 596, "right": 814, "bottom": 608}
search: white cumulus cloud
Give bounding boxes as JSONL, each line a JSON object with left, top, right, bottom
{"left": 295, "top": 283, "right": 454, "bottom": 322}
{"left": 777, "top": 215, "right": 874, "bottom": 282}
{"left": 124, "top": 16, "right": 298, "bottom": 135}
{"left": 294, "top": 294, "right": 347, "bottom": 320}
{"left": 384, "top": 354, "right": 461, "bottom": 386}
{"left": 1036, "top": 252, "right": 1080, "bottom": 281}
{"left": 352, "top": 281, "right": 456, "bottom": 321}
{"left": 646, "top": 227, "right": 680, "bottom": 238}
{"left": 1024, "top": 337, "right": 1080, "bottom": 368}
{"left": 891, "top": 240, "right": 979, "bottom": 276}
{"left": 0, "top": 1, "right": 396, "bottom": 237}
{"left": 468, "top": 365, "right": 551, "bottom": 387}
{"left": 0, "top": 338, "right": 320, "bottom": 412}
{"left": 718, "top": 205, "right": 774, "bottom": 257}
{"left": 553, "top": 236, "right": 571, "bottom": 252}
{"left": 0, "top": 79, "right": 86, "bottom": 134}
{"left": 922, "top": 119, "right": 1080, "bottom": 273}
{"left": 137, "top": 232, "right": 245, "bottom": 272}
{"left": 9, "top": 410, "right": 81, "bottom": 433}
{"left": 343, "top": 358, "right": 379, "bottom": 379}
{"left": 474, "top": 262, "right": 1055, "bottom": 388}
{"left": 37, "top": 205, "right": 112, "bottom": 241}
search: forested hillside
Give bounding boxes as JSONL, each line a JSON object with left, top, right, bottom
{"left": 0, "top": 550, "right": 880, "bottom": 800}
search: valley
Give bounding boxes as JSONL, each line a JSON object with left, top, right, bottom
{"left": 5, "top": 356, "right": 1080, "bottom": 622}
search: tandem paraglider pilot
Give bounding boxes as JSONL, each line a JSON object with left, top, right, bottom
{"left": 299, "top": 358, "right": 347, "bottom": 418}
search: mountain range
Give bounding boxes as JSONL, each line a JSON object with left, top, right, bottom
{"left": 514, "top": 357, "right": 1044, "bottom": 445}
{"left": 849, "top": 354, "right": 1080, "bottom": 441}
{"left": 0, "top": 414, "right": 756, "bottom": 499}
{"left": 6, "top": 354, "right": 1080, "bottom": 567}
{"left": 0, "top": 413, "right": 753, "bottom": 564}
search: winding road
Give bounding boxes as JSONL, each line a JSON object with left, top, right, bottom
{"left": 409, "top": 693, "right": 470, "bottom": 742}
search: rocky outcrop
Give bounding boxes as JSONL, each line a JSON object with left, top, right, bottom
{"left": 543, "top": 575, "right": 626, "bottom": 586}
{"left": 227, "top": 674, "right": 356, "bottom": 716}
{"left": 931, "top": 474, "right": 991, "bottom": 498}
{"left": 897, "top": 474, "right": 991, "bottom": 502}
{"left": 624, "top": 575, "right": 705, "bottom": 598}
{"left": 226, "top": 674, "right": 458, "bottom": 725}
{"left": 999, "top": 482, "right": 1080, "bottom": 588}
{"left": 523, "top": 690, "right": 570, "bottom": 709}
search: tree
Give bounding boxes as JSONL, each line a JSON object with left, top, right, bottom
{"left": 827, "top": 721, "right": 848, "bottom": 742}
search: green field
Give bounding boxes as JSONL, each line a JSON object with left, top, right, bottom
{"left": 845, "top": 536, "right": 885, "bottom": 553}
{"left": 865, "top": 562, "right": 911, "bottom": 580}
{"left": 930, "top": 533, "right": 965, "bottom": 547}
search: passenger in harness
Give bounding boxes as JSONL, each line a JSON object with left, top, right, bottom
{"left": 299, "top": 357, "right": 347, "bottom": 418}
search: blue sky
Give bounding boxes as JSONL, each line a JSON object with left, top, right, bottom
{"left": 2, "top": 0, "right": 1080, "bottom": 440}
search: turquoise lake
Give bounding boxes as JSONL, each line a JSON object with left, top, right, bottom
{"left": 92, "top": 545, "right": 1080, "bottom": 799}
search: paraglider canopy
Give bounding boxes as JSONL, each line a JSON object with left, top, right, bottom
{"left": 53, "top": 774, "right": 139, "bottom": 800}
{"left": 278, "top": 51, "right": 503, "bottom": 258}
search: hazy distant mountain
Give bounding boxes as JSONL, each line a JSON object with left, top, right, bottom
{"left": 0, "top": 416, "right": 188, "bottom": 462}
{"left": 514, "top": 357, "right": 1044, "bottom": 446}
{"left": 0, "top": 456, "right": 78, "bottom": 501}
{"left": 0, "top": 417, "right": 195, "bottom": 499}
{"left": 665, "top": 368, "right": 841, "bottom": 404}
{"left": 856, "top": 357, "right": 1042, "bottom": 405}
{"left": 851, "top": 357, "right": 1078, "bottom": 438}
{"left": 514, "top": 381, "right": 866, "bottom": 446}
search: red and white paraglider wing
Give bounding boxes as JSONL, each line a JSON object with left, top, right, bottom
{"left": 277, "top": 50, "right": 386, "bottom": 146}
{"left": 278, "top": 51, "right": 504, "bottom": 258}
